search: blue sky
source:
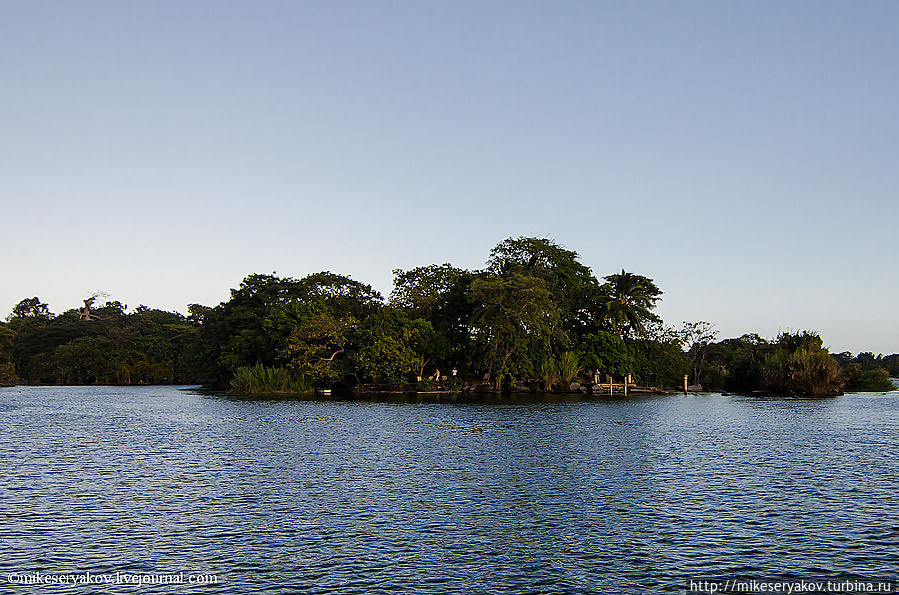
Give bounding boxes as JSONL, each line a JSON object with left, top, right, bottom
{"left": 2, "top": 1, "right": 897, "bottom": 354}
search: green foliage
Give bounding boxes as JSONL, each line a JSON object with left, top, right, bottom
{"left": 699, "top": 362, "right": 727, "bottom": 389}
{"left": 407, "top": 317, "right": 450, "bottom": 377}
{"left": 881, "top": 354, "right": 899, "bottom": 377}
{"left": 18, "top": 237, "right": 888, "bottom": 399}
{"left": 390, "top": 264, "right": 468, "bottom": 319}
{"left": 4, "top": 296, "right": 200, "bottom": 386}
{"left": 631, "top": 336, "right": 690, "bottom": 387}
{"left": 599, "top": 271, "right": 662, "bottom": 338}
{"left": 0, "top": 362, "right": 17, "bottom": 386}
{"left": 679, "top": 321, "right": 718, "bottom": 384}
{"left": 230, "top": 364, "right": 311, "bottom": 395}
{"left": 351, "top": 308, "right": 418, "bottom": 386}
{"left": 843, "top": 364, "right": 895, "bottom": 392}
{"left": 417, "top": 378, "right": 435, "bottom": 392}
{"left": 557, "top": 352, "right": 580, "bottom": 385}
{"left": 445, "top": 375, "right": 463, "bottom": 393}
{"left": 704, "top": 334, "right": 766, "bottom": 391}
{"left": 760, "top": 349, "right": 789, "bottom": 394}
{"left": 298, "top": 272, "right": 383, "bottom": 319}
{"left": 757, "top": 332, "right": 844, "bottom": 396}
{"left": 0, "top": 322, "right": 15, "bottom": 385}
{"left": 390, "top": 264, "right": 474, "bottom": 373}
{"left": 284, "top": 313, "right": 356, "bottom": 382}
{"left": 576, "top": 331, "right": 635, "bottom": 378}
{"left": 95, "top": 301, "right": 127, "bottom": 319}
{"left": 468, "top": 269, "right": 565, "bottom": 385}
{"left": 9, "top": 297, "right": 52, "bottom": 321}
{"left": 5, "top": 238, "right": 676, "bottom": 391}
{"left": 486, "top": 236, "right": 602, "bottom": 336}
{"left": 786, "top": 347, "right": 843, "bottom": 396}
{"left": 193, "top": 275, "right": 296, "bottom": 385}
{"left": 0, "top": 323, "right": 15, "bottom": 351}
{"left": 556, "top": 351, "right": 581, "bottom": 390}
{"left": 702, "top": 332, "right": 834, "bottom": 394}
{"left": 195, "top": 271, "right": 383, "bottom": 387}
{"left": 829, "top": 352, "right": 897, "bottom": 392}
{"left": 537, "top": 358, "right": 560, "bottom": 392}
{"left": 534, "top": 352, "right": 581, "bottom": 391}
{"left": 52, "top": 337, "right": 120, "bottom": 384}
{"left": 777, "top": 331, "right": 824, "bottom": 354}
{"left": 850, "top": 351, "right": 878, "bottom": 371}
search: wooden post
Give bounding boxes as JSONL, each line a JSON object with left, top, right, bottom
{"left": 624, "top": 375, "right": 628, "bottom": 397}
{"left": 609, "top": 379, "right": 613, "bottom": 396}
{"left": 684, "top": 374, "right": 689, "bottom": 395}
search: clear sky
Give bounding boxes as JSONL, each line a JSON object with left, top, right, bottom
{"left": 2, "top": 1, "right": 897, "bottom": 355}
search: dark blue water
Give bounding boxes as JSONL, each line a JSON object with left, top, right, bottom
{"left": 1, "top": 386, "right": 897, "bottom": 593}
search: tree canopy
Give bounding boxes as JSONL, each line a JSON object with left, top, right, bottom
{"left": 599, "top": 270, "right": 662, "bottom": 337}
{"left": 3, "top": 237, "right": 892, "bottom": 395}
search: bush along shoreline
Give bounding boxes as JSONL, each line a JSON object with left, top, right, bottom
{"left": 2, "top": 237, "right": 896, "bottom": 397}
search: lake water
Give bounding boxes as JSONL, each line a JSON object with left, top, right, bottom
{"left": 1, "top": 386, "right": 897, "bottom": 593}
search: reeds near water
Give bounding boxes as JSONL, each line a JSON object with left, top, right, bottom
{"left": 230, "top": 364, "right": 311, "bottom": 395}
{"left": 538, "top": 352, "right": 581, "bottom": 391}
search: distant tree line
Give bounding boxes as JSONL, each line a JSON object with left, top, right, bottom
{"left": 689, "top": 331, "right": 896, "bottom": 395}
{"left": 1, "top": 237, "right": 895, "bottom": 396}
{"left": 0, "top": 298, "right": 201, "bottom": 386}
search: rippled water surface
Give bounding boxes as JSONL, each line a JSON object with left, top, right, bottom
{"left": 1, "top": 386, "right": 897, "bottom": 593}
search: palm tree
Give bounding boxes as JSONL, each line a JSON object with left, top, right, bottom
{"left": 600, "top": 270, "right": 662, "bottom": 337}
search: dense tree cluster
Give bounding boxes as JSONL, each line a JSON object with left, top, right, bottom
{"left": 1, "top": 237, "right": 895, "bottom": 396}
{"left": 695, "top": 332, "right": 896, "bottom": 395}
{"left": 1, "top": 300, "right": 200, "bottom": 385}
{"left": 204, "top": 237, "right": 673, "bottom": 392}
{"left": 832, "top": 351, "right": 899, "bottom": 392}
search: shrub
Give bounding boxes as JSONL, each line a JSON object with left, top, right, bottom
{"left": 787, "top": 347, "right": 843, "bottom": 396}
{"left": 537, "top": 359, "right": 559, "bottom": 392}
{"left": 577, "top": 331, "right": 634, "bottom": 378}
{"left": 445, "top": 376, "right": 463, "bottom": 393}
{"left": 557, "top": 352, "right": 580, "bottom": 386}
{"left": 0, "top": 362, "right": 17, "bottom": 387}
{"left": 760, "top": 350, "right": 790, "bottom": 394}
